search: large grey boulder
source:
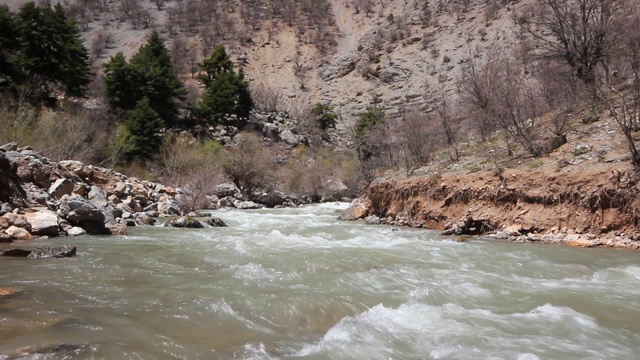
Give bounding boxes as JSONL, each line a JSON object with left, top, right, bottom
{"left": 25, "top": 210, "right": 60, "bottom": 236}
{"left": 48, "top": 178, "right": 74, "bottom": 199}
{"left": 58, "top": 195, "right": 105, "bottom": 224}
{"left": 88, "top": 186, "right": 120, "bottom": 225}
{"left": 253, "top": 191, "right": 286, "bottom": 208}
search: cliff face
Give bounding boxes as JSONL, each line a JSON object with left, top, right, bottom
{"left": 358, "top": 164, "right": 640, "bottom": 247}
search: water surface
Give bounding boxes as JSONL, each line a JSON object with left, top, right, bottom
{"left": 1, "top": 203, "right": 639, "bottom": 359}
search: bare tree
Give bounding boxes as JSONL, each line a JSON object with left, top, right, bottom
{"left": 521, "top": 0, "right": 627, "bottom": 92}
{"left": 292, "top": 52, "right": 310, "bottom": 90}
{"left": 603, "top": 11, "right": 640, "bottom": 169}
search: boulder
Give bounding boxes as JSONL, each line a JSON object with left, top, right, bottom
{"left": 253, "top": 191, "right": 286, "bottom": 208}
{"left": 338, "top": 201, "right": 368, "bottom": 221}
{"left": 158, "top": 198, "right": 181, "bottom": 216}
{"left": 279, "top": 129, "right": 301, "bottom": 146}
{"left": 48, "top": 178, "right": 74, "bottom": 199}
{"left": 134, "top": 213, "right": 156, "bottom": 226}
{"left": 2, "top": 213, "right": 30, "bottom": 229}
{"left": 164, "top": 216, "right": 204, "bottom": 228}
{"left": 59, "top": 195, "right": 105, "bottom": 224}
{"left": 5, "top": 225, "right": 31, "bottom": 240}
{"left": 67, "top": 226, "right": 86, "bottom": 236}
{"left": 212, "top": 183, "right": 240, "bottom": 198}
{"left": 503, "top": 225, "right": 523, "bottom": 237}
{"left": 199, "top": 217, "right": 227, "bottom": 227}
{"left": 27, "top": 187, "right": 50, "bottom": 206}
{"left": 25, "top": 210, "right": 60, "bottom": 237}
{"left": 88, "top": 186, "right": 120, "bottom": 225}
{"left": 235, "top": 201, "right": 264, "bottom": 210}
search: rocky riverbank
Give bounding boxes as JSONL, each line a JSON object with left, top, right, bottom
{"left": 341, "top": 165, "right": 640, "bottom": 250}
{"left": 0, "top": 143, "right": 184, "bottom": 241}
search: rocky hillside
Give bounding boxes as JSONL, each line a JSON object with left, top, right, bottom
{"left": 5, "top": 0, "right": 517, "bottom": 128}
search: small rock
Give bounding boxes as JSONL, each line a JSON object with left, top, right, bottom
{"left": 0, "top": 287, "right": 20, "bottom": 298}
{"left": 364, "top": 215, "right": 381, "bottom": 225}
{"left": 164, "top": 216, "right": 204, "bottom": 228}
{"left": 200, "top": 217, "right": 227, "bottom": 227}
{"left": 5, "top": 225, "right": 31, "bottom": 240}
{"left": 108, "top": 223, "right": 127, "bottom": 235}
{"left": 67, "top": 227, "right": 86, "bottom": 236}
{"left": 235, "top": 201, "right": 263, "bottom": 210}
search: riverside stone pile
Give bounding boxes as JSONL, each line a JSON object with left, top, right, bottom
{"left": 0, "top": 143, "right": 182, "bottom": 241}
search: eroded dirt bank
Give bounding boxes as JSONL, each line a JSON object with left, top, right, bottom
{"left": 353, "top": 165, "right": 640, "bottom": 249}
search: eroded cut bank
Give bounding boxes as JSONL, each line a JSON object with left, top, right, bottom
{"left": 346, "top": 166, "right": 640, "bottom": 249}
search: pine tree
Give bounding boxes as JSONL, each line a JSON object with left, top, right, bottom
{"left": 104, "top": 31, "right": 186, "bottom": 126}
{"left": 196, "top": 45, "right": 253, "bottom": 126}
{"left": 14, "top": 2, "right": 91, "bottom": 98}
{"left": 124, "top": 97, "right": 164, "bottom": 161}
{"left": 0, "top": 5, "right": 20, "bottom": 90}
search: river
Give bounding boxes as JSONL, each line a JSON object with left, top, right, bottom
{"left": 1, "top": 203, "right": 640, "bottom": 359}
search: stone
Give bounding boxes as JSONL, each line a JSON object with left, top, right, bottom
{"left": 0, "top": 287, "right": 20, "bottom": 298}
{"left": 235, "top": 201, "right": 264, "bottom": 210}
{"left": 122, "top": 197, "right": 142, "bottom": 213}
{"left": 134, "top": 213, "right": 156, "bottom": 226}
{"left": 48, "top": 178, "right": 74, "bottom": 199}
{"left": 0, "top": 142, "right": 18, "bottom": 151}
{"left": 199, "top": 217, "right": 227, "bottom": 227}
{"left": 279, "top": 129, "right": 301, "bottom": 146}
{"left": 112, "top": 182, "right": 126, "bottom": 197}
{"left": 108, "top": 223, "right": 128, "bottom": 235}
{"left": 338, "top": 201, "right": 367, "bottom": 221}
{"left": 67, "top": 227, "right": 86, "bottom": 236}
{"left": 59, "top": 195, "right": 105, "bottom": 224}
{"left": 25, "top": 210, "right": 60, "bottom": 237}
{"left": 28, "top": 188, "right": 50, "bottom": 206}
{"left": 28, "top": 245, "right": 77, "bottom": 259}
{"left": 164, "top": 216, "right": 204, "bottom": 228}
{"left": 0, "top": 217, "right": 8, "bottom": 229}
{"left": 5, "top": 225, "right": 32, "bottom": 240}
{"left": 2, "top": 213, "right": 30, "bottom": 229}
{"left": 503, "top": 225, "right": 523, "bottom": 237}
{"left": 253, "top": 191, "right": 286, "bottom": 208}
{"left": 364, "top": 215, "right": 381, "bottom": 225}
{"left": 573, "top": 141, "right": 592, "bottom": 156}
{"left": 212, "top": 183, "right": 239, "bottom": 198}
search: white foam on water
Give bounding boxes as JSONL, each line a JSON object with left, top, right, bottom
{"left": 236, "top": 343, "right": 278, "bottom": 360}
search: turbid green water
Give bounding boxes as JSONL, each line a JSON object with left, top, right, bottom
{"left": 1, "top": 203, "right": 640, "bottom": 359}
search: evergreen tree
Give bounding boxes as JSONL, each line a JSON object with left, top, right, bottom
{"left": 196, "top": 45, "right": 253, "bottom": 125}
{"left": 104, "top": 31, "right": 186, "bottom": 126}
{"left": 311, "top": 103, "right": 338, "bottom": 130}
{"left": 15, "top": 2, "right": 91, "bottom": 97}
{"left": 124, "top": 97, "right": 164, "bottom": 161}
{"left": 104, "top": 52, "right": 136, "bottom": 111}
{"left": 0, "top": 5, "right": 20, "bottom": 90}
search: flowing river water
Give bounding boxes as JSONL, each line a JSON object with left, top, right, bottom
{"left": 1, "top": 203, "right": 640, "bottom": 359}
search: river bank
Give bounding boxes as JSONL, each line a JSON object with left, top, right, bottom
{"left": 342, "top": 164, "right": 640, "bottom": 250}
